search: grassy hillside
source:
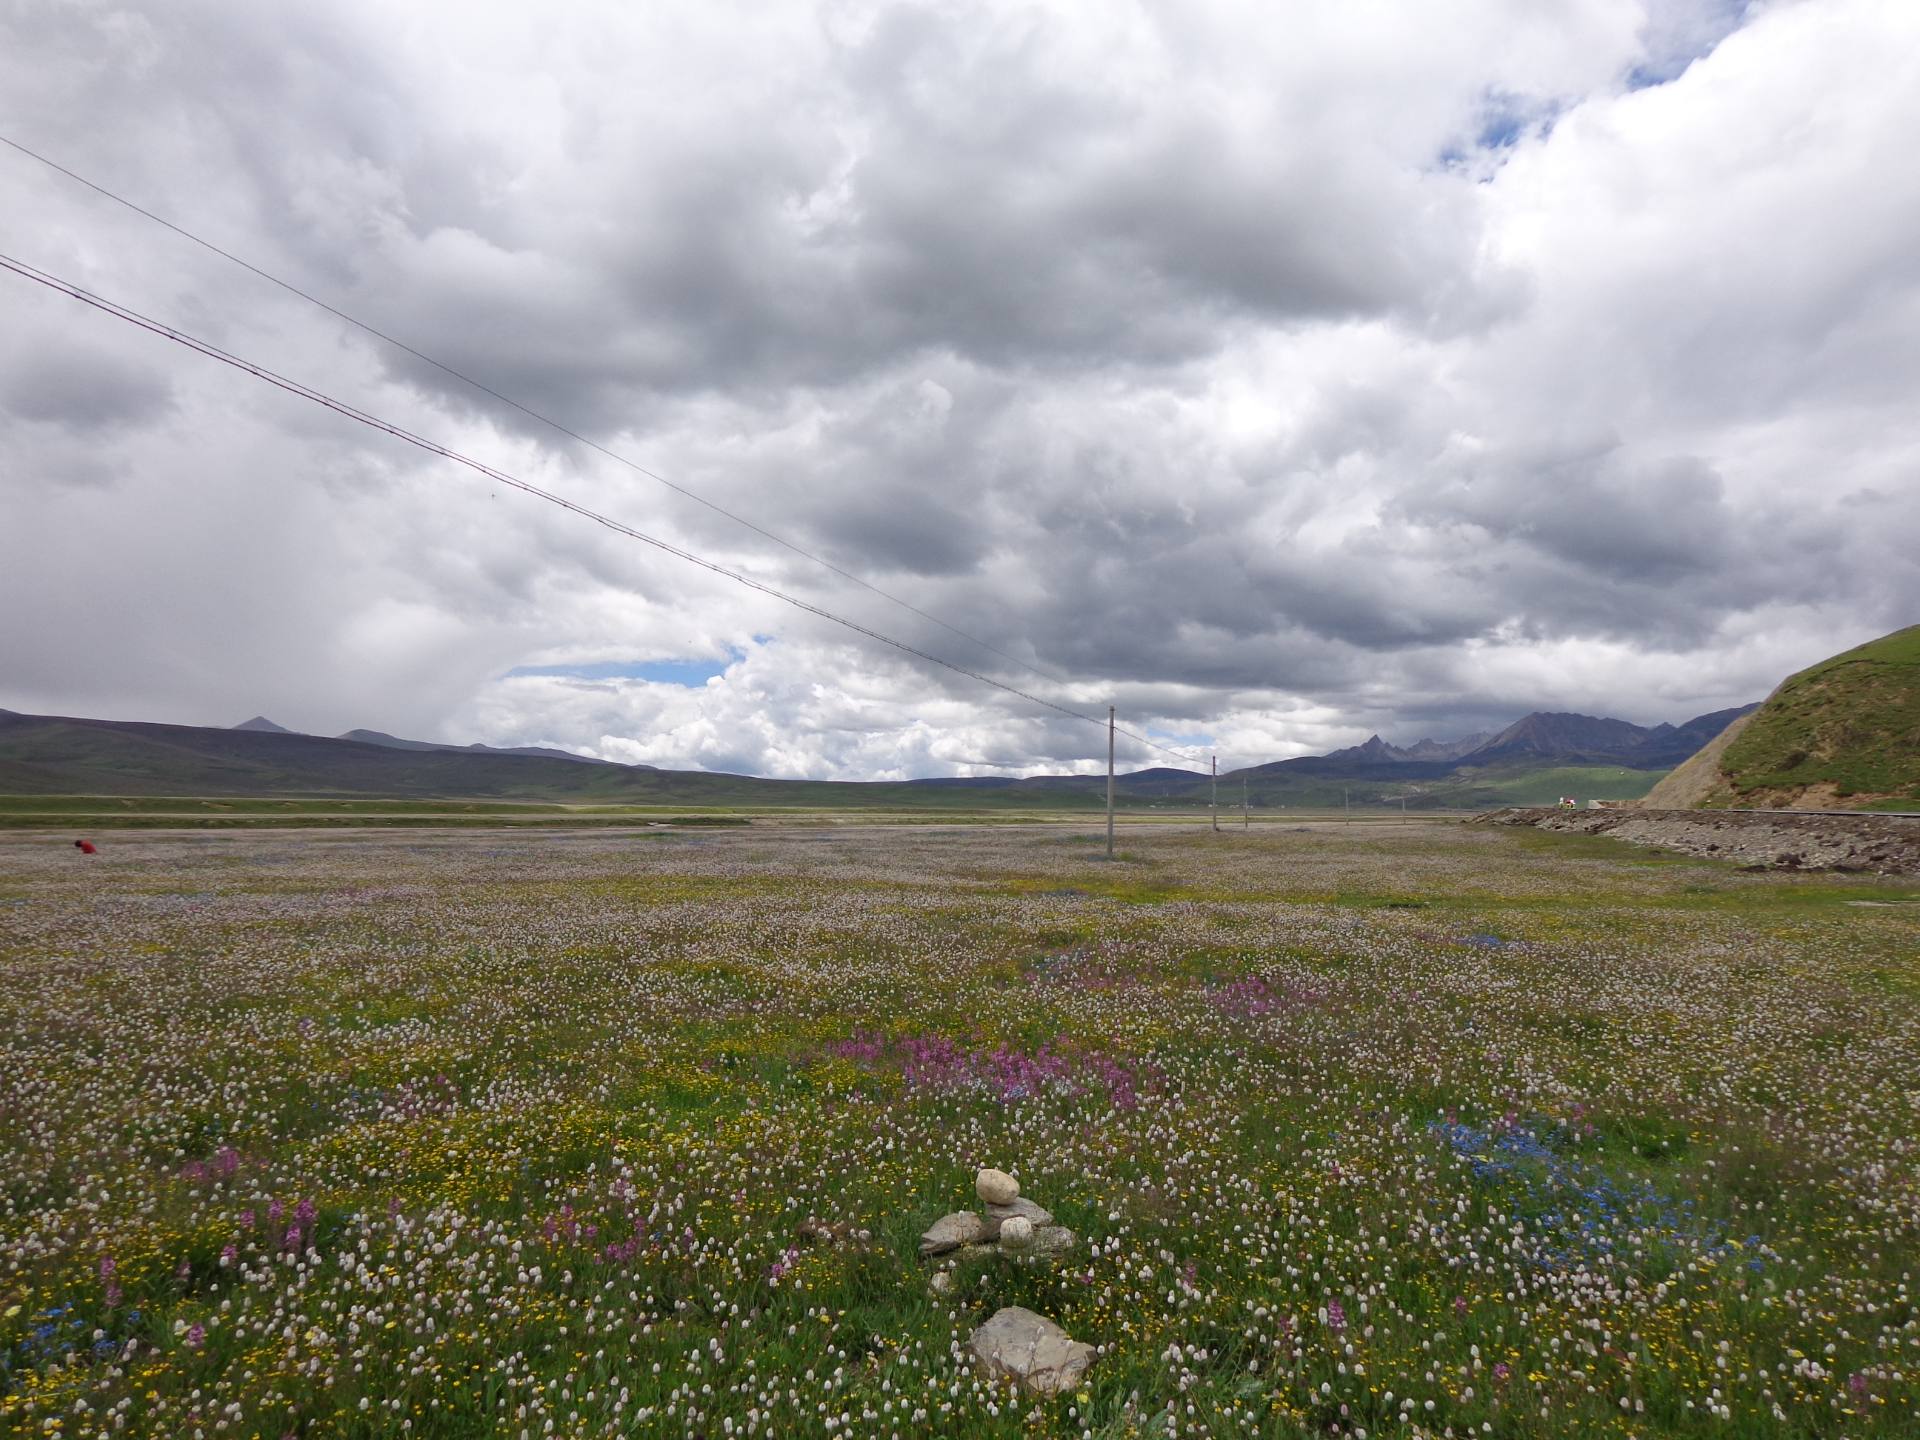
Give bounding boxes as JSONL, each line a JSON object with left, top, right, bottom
{"left": 1223, "top": 760, "right": 1665, "bottom": 811}
{"left": 1709, "top": 625, "right": 1920, "bottom": 808}
{"left": 1440, "top": 763, "right": 1665, "bottom": 808}
{"left": 0, "top": 709, "right": 1668, "bottom": 816}
{"left": 0, "top": 711, "right": 1108, "bottom": 809}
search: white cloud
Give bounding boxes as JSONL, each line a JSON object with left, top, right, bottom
{"left": 1, "top": 0, "right": 1915, "bottom": 777}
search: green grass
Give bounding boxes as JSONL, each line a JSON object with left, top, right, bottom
{"left": 1452, "top": 763, "right": 1666, "bottom": 806}
{"left": 0, "top": 795, "right": 579, "bottom": 816}
{"left": 0, "top": 792, "right": 1478, "bottom": 831}
{"left": 1718, "top": 624, "right": 1920, "bottom": 802}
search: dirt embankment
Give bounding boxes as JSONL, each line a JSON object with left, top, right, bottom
{"left": 1479, "top": 806, "right": 1920, "bottom": 875}
{"left": 1640, "top": 709, "right": 1755, "bottom": 808}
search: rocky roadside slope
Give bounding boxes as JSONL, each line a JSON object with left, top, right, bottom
{"left": 1478, "top": 806, "right": 1920, "bottom": 875}
{"left": 1641, "top": 710, "right": 1758, "bottom": 808}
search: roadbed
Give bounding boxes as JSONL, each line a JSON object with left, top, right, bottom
{"left": 1477, "top": 806, "right": 1920, "bottom": 876}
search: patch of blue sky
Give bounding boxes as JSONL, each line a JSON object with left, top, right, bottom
{"left": 507, "top": 656, "right": 737, "bottom": 687}
{"left": 1432, "top": 90, "right": 1560, "bottom": 175}
{"left": 1624, "top": 61, "right": 1674, "bottom": 91}
{"left": 1628, "top": 0, "right": 1751, "bottom": 91}
{"left": 1476, "top": 106, "right": 1529, "bottom": 151}
{"left": 1141, "top": 730, "right": 1213, "bottom": 769}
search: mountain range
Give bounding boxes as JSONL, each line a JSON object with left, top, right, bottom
{"left": 0, "top": 702, "right": 1756, "bottom": 811}
{"left": 1296, "top": 707, "right": 1756, "bottom": 774}
{"left": 236, "top": 715, "right": 619, "bottom": 766}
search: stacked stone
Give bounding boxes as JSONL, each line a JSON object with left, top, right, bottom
{"left": 917, "top": 1168, "right": 1077, "bottom": 1262}
{"left": 919, "top": 1169, "right": 1095, "bottom": 1398}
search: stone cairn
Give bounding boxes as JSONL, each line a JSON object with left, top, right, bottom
{"left": 919, "top": 1168, "right": 1093, "bottom": 1397}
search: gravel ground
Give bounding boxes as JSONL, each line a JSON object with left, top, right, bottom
{"left": 1480, "top": 805, "right": 1920, "bottom": 875}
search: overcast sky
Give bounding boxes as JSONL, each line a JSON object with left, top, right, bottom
{"left": 2, "top": 0, "right": 1916, "bottom": 778}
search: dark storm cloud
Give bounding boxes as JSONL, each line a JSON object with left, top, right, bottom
{"left": 0, "top": 339, "right": 173, "bottom": 434}
{"left": 28, "top": 0, "right": 1498, "bottom": 438}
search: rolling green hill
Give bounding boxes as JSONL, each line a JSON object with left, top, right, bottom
{"left": 1645, "top": 625, "right": 1920, "bottom": 810}
{"left": 0, "top": 711, "right": 1101, "bottom": 810}
{"left": 0, "top": 707, "right": 1670, "bottom": 818}
{"left": 1221, "top": 761, "right": 1665, "bottom": 811}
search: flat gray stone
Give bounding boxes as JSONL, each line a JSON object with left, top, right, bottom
{"left": 979, "top": 1195, "right": 1054, "bottom": 1240}
{"left": 1026, "top": 1224, "right": 1076, "bottom": 1257}
{"left": 969, "top": 1306, "right": 1094, "bottom": 1397}
{"left": 919, "top": 1211, "right": 984, "bottom": 1257}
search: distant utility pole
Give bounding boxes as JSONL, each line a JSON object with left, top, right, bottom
{"left": 1344, "top": 787, "right": 1350, "bottom": 824}
{"left": 1106, "top": 705, "right": 1116, "bottom": 860}
{"left": 1211, "top": 754, "right": 1219, "bottom": 832}
{"left": 1242, "top": 775, "right": 1249, "bottom": 829}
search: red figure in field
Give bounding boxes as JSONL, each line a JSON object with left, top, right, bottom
{"left": 74, "top": 839, "right": 97, "bottom": 855}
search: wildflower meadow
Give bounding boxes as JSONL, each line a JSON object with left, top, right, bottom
{"left": 1, "top": 820, "right": 1916, "bottom": 1437}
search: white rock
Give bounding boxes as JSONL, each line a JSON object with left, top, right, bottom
{"left": 929, "top": 1270, "right": 953, "bottom": 1296}
{"left": 998, "top": 1215, "right": 1034, "bottom": 1252}
{"left": 969, "top": 1306, "right": 1095, "bottom": 1397}
{"left": 975, "top": 1168, "right": 1019, "bottom": 1206}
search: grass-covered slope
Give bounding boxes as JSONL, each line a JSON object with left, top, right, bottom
{"left": 1719, "top": 625, "right": 1920, "bottom": 807}
{"left": 1666, "top": 625, "right": 1920, "bottom": 809}
{"left": 0, "top": 707, "right": 1667, "bottom": 814}
{"left": 0, "top": 710, "right": 1104, "bottom": 809}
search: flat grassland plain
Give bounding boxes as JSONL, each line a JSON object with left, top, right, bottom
{"left": 1, "top": 822, "right": 1917, "bottom": 1438}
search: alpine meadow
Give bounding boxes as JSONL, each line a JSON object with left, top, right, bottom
{"left": 2, "top": 821, "right": 1917, "bottom": 1436}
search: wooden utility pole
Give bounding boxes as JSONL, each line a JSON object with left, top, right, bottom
{"left": 1242, "top": 775, "right": 1249, "bottom": 829}
{"left": 1105, "top": 705, "right": 1116, "bottom": 860}
{"left": 1344, "top": 787, "right": 1350, "bottom": 824}
{"left": 1211, "top": 754, "right": 1219, "bottom": 832}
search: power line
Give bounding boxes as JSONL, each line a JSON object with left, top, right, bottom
{"left": 0, "top": 250, "right": 1213, "bottom": 768}
{"left": 0, "top": 132, "right": 1069, "bottom": 689}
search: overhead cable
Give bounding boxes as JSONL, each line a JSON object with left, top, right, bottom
{"left": 0, "top": 251, "right": 1214, "bottom": 768}
{"left": 0, "top": 132, "right": 1068, "bottom": 688}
